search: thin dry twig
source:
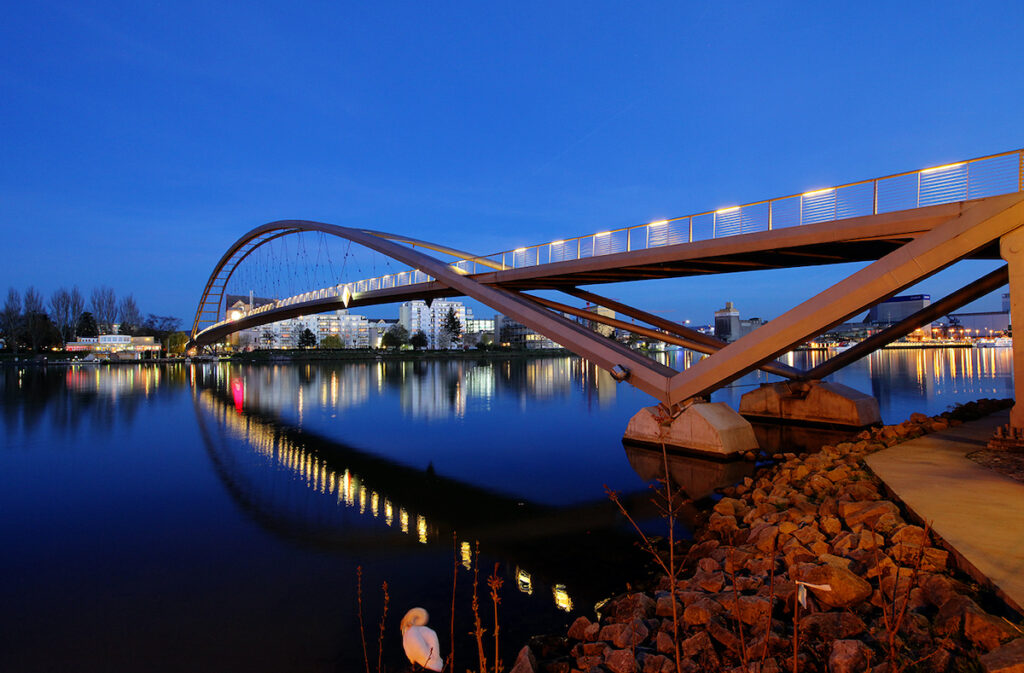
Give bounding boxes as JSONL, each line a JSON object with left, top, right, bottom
{"left": 357, "top": 565, "right": 370, "bottom": 673}
{"left": 488, "top": 563, "right": 504, "bottom": 673}
{"left": 377, "top": 581, "right": 389, "bottom": 673}
{"left": 471, "top": 542, "right": 488, "bottom": 673}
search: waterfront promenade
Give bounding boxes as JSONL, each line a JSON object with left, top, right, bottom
{"left": 866, "top": 410, "right": 1024, "bottom": 615}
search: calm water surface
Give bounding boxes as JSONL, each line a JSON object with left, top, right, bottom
{"left": 0, "top": 347, "right": 1013, "bottom": 671}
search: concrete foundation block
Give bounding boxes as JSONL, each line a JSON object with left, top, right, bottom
{"left": 739, "top": 381, "right": 881, "bottom": 428}
{"left": 623, "top": 402, "right": 759, "bottom": 456}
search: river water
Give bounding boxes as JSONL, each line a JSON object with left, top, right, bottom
{"left": 0, "top": 347, "right": 1013, "bottom": 671}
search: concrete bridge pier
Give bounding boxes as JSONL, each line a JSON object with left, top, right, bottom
{"left": 739, "top": 380, "right": 881, "bottom": 429}
{"left": 623, "top": 400, "right": 759, "bottom": 456}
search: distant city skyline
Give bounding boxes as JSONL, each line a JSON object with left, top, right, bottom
{"left": 2, "top": 3, "right": 1020, "bottom": 324}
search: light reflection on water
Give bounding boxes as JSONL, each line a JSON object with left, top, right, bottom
{"left": 0, "top": 348, "right": 1014, "bottom": 672}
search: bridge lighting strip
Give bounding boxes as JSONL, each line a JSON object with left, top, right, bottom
{"left": 922, "top": 162, "right": 966, "bottom": 174}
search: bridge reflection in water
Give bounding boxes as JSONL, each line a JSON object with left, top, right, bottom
{"left": 192, "top": 369, "right": 665, "bottom": 614}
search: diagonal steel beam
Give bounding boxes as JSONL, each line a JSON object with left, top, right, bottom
{"left": 523, "top": 292, "right": 803, "bottom": 380}
{"left": 804, "top": 266, "right": 1009, "bottom": 380}
{"left": 564, "top": 287, "right": 804, "bottom": 378}
{"left": 665, "top": 193, "right": 1024, "bottom": 405}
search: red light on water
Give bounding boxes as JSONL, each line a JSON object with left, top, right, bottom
{"left": 231, "top": 378, "right": 245, "bottom": 413}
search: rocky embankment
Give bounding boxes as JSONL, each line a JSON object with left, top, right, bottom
{"left": 513, "top": 399, "right": 1024, "bottom": 673}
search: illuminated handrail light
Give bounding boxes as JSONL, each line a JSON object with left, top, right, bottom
{"left": 553, "top": 584, "right": 573, "bottom": 612}
{"left": 550, "top": 239, "right": 565, "bottom": 246}
{"left": 922, "top": 162, "right": 966, "bottom": 174}
{"left": 647, "top": 219, "right": 669, "bottom": 227}
{"left": 594, "top": 231, "right": 611, "bottom": 237}
{"left": 802, "top": 187, "right": 835, "bottom": 197}
{"left": 716, "top": 206, "right": 740, "bottom": 214}
{"left": 513, "top": 247, "right": 528, "bottom": 253}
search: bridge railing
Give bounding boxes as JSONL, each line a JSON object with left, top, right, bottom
{"left": 475, "top": 148, "right": 1023, "bottom": 271}
{"left": 202, "top": 149, "right": 1023, "bottom": 337}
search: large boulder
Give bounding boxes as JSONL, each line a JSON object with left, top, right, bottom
{"left": 793, "top": 563, "right": 872, "bottom": 608}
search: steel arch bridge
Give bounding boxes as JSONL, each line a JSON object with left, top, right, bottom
{"left": 189, "top": 149, "right": 1024, "bottom": 450}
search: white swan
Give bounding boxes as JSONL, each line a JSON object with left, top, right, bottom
{"left": 400, "top": 607, "right": 443, "bottom": 671}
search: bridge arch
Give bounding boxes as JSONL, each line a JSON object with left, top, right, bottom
{"left": 189, "top": 220, "right": 678, "bottom": 402}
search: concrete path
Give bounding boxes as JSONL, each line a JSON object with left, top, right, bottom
{"left": 864, "top": 410, "right": 1024, "bottom": 615}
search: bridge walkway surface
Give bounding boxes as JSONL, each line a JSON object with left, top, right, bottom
{"left": 865, "top": 410, "right": 1024, "bottom": 615}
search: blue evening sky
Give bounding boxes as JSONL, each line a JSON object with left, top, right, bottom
{"left": 2, "top": 1, "right": 1022, "bottom": 326}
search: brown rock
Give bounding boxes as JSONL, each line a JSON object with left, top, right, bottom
{"left": 838, "top": 500, "right": 900, "bottom": 529}
{"left": 683, "top": 599, "right": 719, "bottom": 626}
{"left": 605, "top": 620, "right": 649, "bottom": 649}
{"left": 714, "top": 496, "right": 749, "bottom": 518}
{"left": 920, "top": 573, "right": 959, "bottom": 608}
{"left": 831, "top": 531, "right": 856, "bottom": 555}
{"left": 920, "top": 547, "right": 949, "bottom": 572}
{"left": 724, "top": 548, "right": 755, "bottom": 574}
{"left": 750, "top": 524, "right": 780, "bottom": 553}
{"left": 655, "top": 594, "right": 680, "bottom": 618}
{"left": 599, "top": 622, "right": 626, "bottom": 643}
{"left": 605, "top": 648, "right": 637, "bottom": 673}
{"left": 685, "top": 539, "right": 720, "bottom": 565}
{"left": 827, "top": 465, "right": 852, "bottom": 483}
{"left": 678, "top": 590, "right": 705, "bottom": 606}
{"left": 734, "top": 595, "right": 771, "bottom": 626}
{"left": 978, "top": 637, "right": 1024, "bottom": 673}
{"left": 829, "top": 639, "right": 873, "bottom": 673}
{"left": 891, "top": 524, "right": 928, "bottom": 547}
{"left": 794, "top": 524, "right": 825, "bottom": 547}
{"left": 935, "top": 593, "right": 983, "bottom": 634}
{"left": 707, "top": 512, "right": 740, "bottom": 539}
{"left": 784, "top": 543, "right": 817, "bottom": 567}
{"left": 864, "top": 553, "right": 898, "bottom": 579}
{"left": 810, "top": 540, "right": 831, "bottom": 557}
{"left": 873, "top": 511, "right": 903, "bottom": 535}
{"left": 655, "top": 631, "right": 674, "bottom": 655}
{"left": 568, "top": 616, "right": 593, "bottom": 641}
{"left": 965, "top": 609, "right": 1021, "bottom": 652}
{"left": 798, "top": 611, "right": 868, "bottom": 640}
{"left": 793, "top": 563, "right": 872, "bottom": 608}
{"left": 583, "top": 622, "right": 600, "bottom": 641}
{"left": 697, "top": 556, "right": 720, "bottom": 573}
{"left": 819, "top": 553, "right": 853, "bottom": 569}
{"left": 844, "top": 481, "right": 880, "bottom": 501}
{"left": 582, "top": 642, "right": 606, "bottom": 655}
{"left": 857, "top": 529, "right": 884, "bottom": 551}
{"left": 681, "top": 630, "right": 715, "bottom": 659}
{"left": 745, "top": 555, "right": 778, "bottom": 576}
{"left": 641, "top": 654, "right": 670, "bottom": 673}
{"left": 510, "top": 645, "right": 538, "bottom": 673}
{"left": 821, "top": 516, "right": 843, "bottom": 536}
{"left": 694, "top": 571, "right": 725, "bottom": 593}
{"left": 708, "top": 619, "right": 742, "bottom": 653}
{"left": 733, "top": 575, "right": 763, "bottom": 592}
{"left": 614, "top": 593, "right": 657, "bottom": 621}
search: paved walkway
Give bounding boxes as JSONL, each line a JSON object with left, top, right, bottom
{"left": 864, "top": 410, "right": 1024, "bottom": 615}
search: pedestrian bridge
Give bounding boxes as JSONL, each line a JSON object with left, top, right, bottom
{"left": 189, "top": 149, "right": 1024, "bottom": 452}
